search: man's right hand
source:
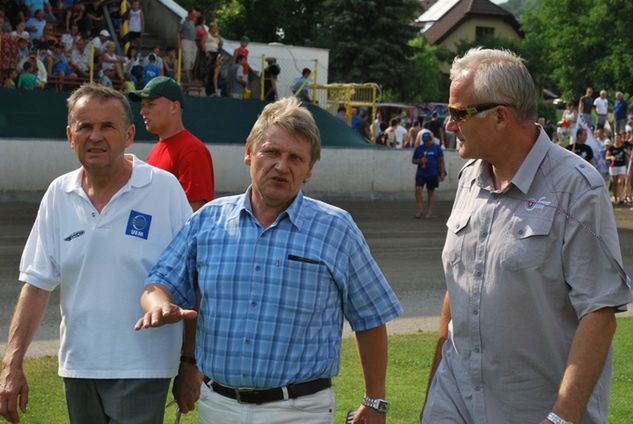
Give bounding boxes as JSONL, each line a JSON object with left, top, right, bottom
{"left": 0, "top": 365, "right": 29, "bottom": 423}
{"left": 134, "top": 303, "right": 197, "bottom": 330}
{"left": 172, "top": 362, "right": 203, "bottom": 413}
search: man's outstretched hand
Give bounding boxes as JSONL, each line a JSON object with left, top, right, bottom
{"left": 134, "top": 303, "right": 197, "bottom": 330}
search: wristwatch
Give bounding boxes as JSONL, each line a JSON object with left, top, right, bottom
{"left": 362, "top": 396, "right": 389, "bottom": 413}
{"left": 547, "top": 412, "right": 574, "bottom": 424}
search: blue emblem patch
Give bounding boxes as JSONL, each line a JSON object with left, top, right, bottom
{"left": 125, "top": 210, "right": 152, "bottom": 240}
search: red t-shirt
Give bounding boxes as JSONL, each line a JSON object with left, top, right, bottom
{"left": 146, "top": 129, "right": 214, "bottom": 203}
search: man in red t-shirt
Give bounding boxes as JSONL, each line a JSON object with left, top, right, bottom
{"left": 129, "top": 76, "right": 214, "bottom": 212}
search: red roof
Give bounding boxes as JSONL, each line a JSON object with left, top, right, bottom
{"left": 422, "top": 0, "right": 521, "bottom": 45}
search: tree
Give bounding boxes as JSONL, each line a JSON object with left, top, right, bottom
{"left": 316, "top": 0, "right": 421, "bottom": 99}
{"left": 404, "top": 36, "right": 443, "bottom": 102}
{"left": 211, "top": 0, "right": 322, "bottom": 45}
{"left": 522, "top": 0, "right": 633, "bottom": 100}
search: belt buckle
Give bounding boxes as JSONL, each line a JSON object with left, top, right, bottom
{"left": 235, "top": 388, "right": 256, "bottom": 404}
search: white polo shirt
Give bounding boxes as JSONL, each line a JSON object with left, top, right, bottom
{"left": 20, "top": 155, "right": 192, "bottom": 379}
{"left": 594, "top": 97, "right": 608, "bottom": 115}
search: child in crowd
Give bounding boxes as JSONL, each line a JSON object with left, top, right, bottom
{"left": 17, "top": 61, "right": 38, "bottom": 90}
{"left": 127, "top": 0, "right": 144, "bottom": 48}
{"left": 3, "top": 69, "right": 18, "bottom": 88}
{"left": 233, "top": 35, "right": 250, "bottom": 73}
{"left": 120, "top": 73, "right": 136, "bottom": 94}
{"left": 163, "top": 47, "right": 177, "bottom": 78}
{"left": 141, "top": 53, "right": 161, "bottom": 86}
{"left": 16, "top": 37, "right": 31, "bottom": 62}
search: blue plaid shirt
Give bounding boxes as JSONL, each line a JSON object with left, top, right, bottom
{"left": 146, "top": 189, "right": 402, "bottom": 388}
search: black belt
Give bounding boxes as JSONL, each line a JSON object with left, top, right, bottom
{"left": 203, "top": 376, "right": 331, "bottom": 404}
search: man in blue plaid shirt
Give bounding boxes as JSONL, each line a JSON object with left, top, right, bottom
{"left": 135, "top": 97, "right": 403, "bottom": 424}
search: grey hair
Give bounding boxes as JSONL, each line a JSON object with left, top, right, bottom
{"left": 67, "top": 83, "right": 134, "bottom": 126}
{"left": 450, "top": 47, "right": 538, "bottom": 124}
{"left": 246, "top": 96, "right": 321, "bottom": 166}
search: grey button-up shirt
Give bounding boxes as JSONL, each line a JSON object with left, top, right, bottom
{"left": 425, "top": 128, "right": 633, "bottom": 423}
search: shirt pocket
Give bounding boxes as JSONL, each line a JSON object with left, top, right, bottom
{"left": 443, "top": 211, "right": 471, "bottom": 266}
{"left": 500, "top": 215, "right": 554, "bottom": 271}
{"left": 279, "top": 255, "right": 334, "bottom": 315}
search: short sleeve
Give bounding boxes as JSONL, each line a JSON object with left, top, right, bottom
{"left": 19, "top": 187, "right": 60, "bottom": 292}
{"left": 145, "top": 214, "right": 200, "bottom": 308}
{"left": 339, "top": 220, "right": 403, "bottom": 331}
{"left": 563, "top": 186, "right": 633, "bottom": 317}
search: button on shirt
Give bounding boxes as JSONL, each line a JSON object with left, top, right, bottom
{"left": 426, "top": 128, "right": 633, "bottom": 424}
{"left": 146, "top": 189, "right": 403, "bottom": 388}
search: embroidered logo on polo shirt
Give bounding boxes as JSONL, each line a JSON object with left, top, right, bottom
{"left": 64, "top": 230, "right": 85, "bottom": 241}
{"left": 125, "top": 210, "right": 152, "bottom": 240}
{"left": 525, "top": 196, "right": 551, "bottom": 211}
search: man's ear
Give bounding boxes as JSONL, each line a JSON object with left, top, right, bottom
{"left": 244, "top": 144, "right": 252, "bottom": 166}
{"left": 67, "top": 126, "right": 75, "bottom": 150}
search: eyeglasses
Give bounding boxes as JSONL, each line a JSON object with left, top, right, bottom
{"left": 447, "top": 103, "right": 512, "bottom": 124}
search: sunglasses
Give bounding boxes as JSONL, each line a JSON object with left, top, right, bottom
{"left": 447, "top": 103, "right": 512, "bottom": 124}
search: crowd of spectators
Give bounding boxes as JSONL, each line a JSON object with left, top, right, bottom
{"left": 553, "top": 87, "right": 633, "bottom": 206}
{"left": 0, "top": 0, "right": 177, "bottom": 92}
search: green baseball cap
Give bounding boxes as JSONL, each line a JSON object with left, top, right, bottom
{"left": 128, "top": 76, "right": 185, "bottom": 106}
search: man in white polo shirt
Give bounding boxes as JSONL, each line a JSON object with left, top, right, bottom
{"left": 0, "top": 85, "right": 191, "bottom": 423}
{"left": 593, "top": 89, "right": 609, "bottom": 128}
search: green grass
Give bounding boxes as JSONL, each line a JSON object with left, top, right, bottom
{"left": 12, "top": 318, "right": 633, "bottom": 423}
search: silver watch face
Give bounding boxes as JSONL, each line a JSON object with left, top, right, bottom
{"left": 363, "top": 397, "right": 389, "bottom": 413}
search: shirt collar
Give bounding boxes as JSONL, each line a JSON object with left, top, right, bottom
{"left": 473, "top": 126, "right": 551, "bottom": 194}
{"left": 62, "top": 154, "right": 148, "bottom": 194}
{"left": 510, "top": 126, "right": 552, "bottom": 195}
{"left": 232, "top": 186, "right": 305, "bottom": 230}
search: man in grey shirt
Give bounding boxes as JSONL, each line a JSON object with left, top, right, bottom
{"left": 176, "top": 8, "right": 199, "bottom": 82}
{"left": 422, "top": 48, "right": 633, "bottom": 424}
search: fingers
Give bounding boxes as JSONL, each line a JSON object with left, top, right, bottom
{"left": 19, "top": 384, "right": 28, "bottom": 414}
{"left": 0, "top": 391, "right": 20, "bottom": 424}
{"left": 134, "top": 304, "right": 197, "bottom": 330}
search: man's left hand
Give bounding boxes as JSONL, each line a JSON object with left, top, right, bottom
{"left": 351, "top": 404, "right": 386, "bottom": 424}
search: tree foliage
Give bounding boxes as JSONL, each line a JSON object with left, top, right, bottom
{"left": 522, "top": 0, "right": 633, "bottom": 101}
{"left": 316, "top": 0, "right": 422, "bottom": 100}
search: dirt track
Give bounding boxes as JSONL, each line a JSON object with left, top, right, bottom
{"left": 1, "top": 200, "right": 632, "bottom": 357}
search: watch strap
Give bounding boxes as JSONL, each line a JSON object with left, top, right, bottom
{"left": 547, "top": 412, "right": 574, "bottom": 424}
{"left": 362, "top": 396, "right": 389, "bottom": 413}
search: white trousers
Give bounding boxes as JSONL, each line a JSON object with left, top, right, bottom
{"left": 198, "top": 382, "right": 335, "bottom": 424}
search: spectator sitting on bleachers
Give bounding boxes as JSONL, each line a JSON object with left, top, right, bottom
{"left": 65, "top": 1, "right": 84, "bottom": 34}
{"left": 84, "top": 0, "right": 104, "bottom": 37}
{"left": 10, "top": 21, "right": 30, "bottom": 40}
{"left": 70, "top": 36, "right": 91, "bottom": 77}
{"left": 60, "top": 23, "right": 80, "bottom": 53}
{"left": 16, "top": 36, "right": 30, "bottom": 62}
{"left": 163, "top": 47, "right": 176, "bottom": 78}
{"left": 100, "top": 40, "right": 124, "bottom": 81}
{"left": 141, "top": 53, "right": 161, "bottom": 86}
{"left": 35, "top": 42, "right": 51, "bottom": 74}
{"left": 40, "top": 21, "right": 58, "bottom": 46}
{"left": 124, "top": 45, "right": 143, "bottom": 81}
{"left": 17, "top": 60, "right": 38, "bottom": 89}
{"left": 23, "top": 0, "right": 55, "bottom": 22}
{"left": 120, "top": 72, "right": 136, "bottom": 94}
{"left": 90, "top": 28, "right": 109, "bottom": 56}
{"left": 50, "top": 41, "right": 77, "bottom": 85}
{"left": 142, "top": 46, "right": 163, "bottom": 71}
{"left": 25, "top": 9, "right": 46, "bottom": 40}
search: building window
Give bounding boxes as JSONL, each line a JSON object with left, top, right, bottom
{"left": 476, "top": 26, "right": 495, "bottom": 40}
